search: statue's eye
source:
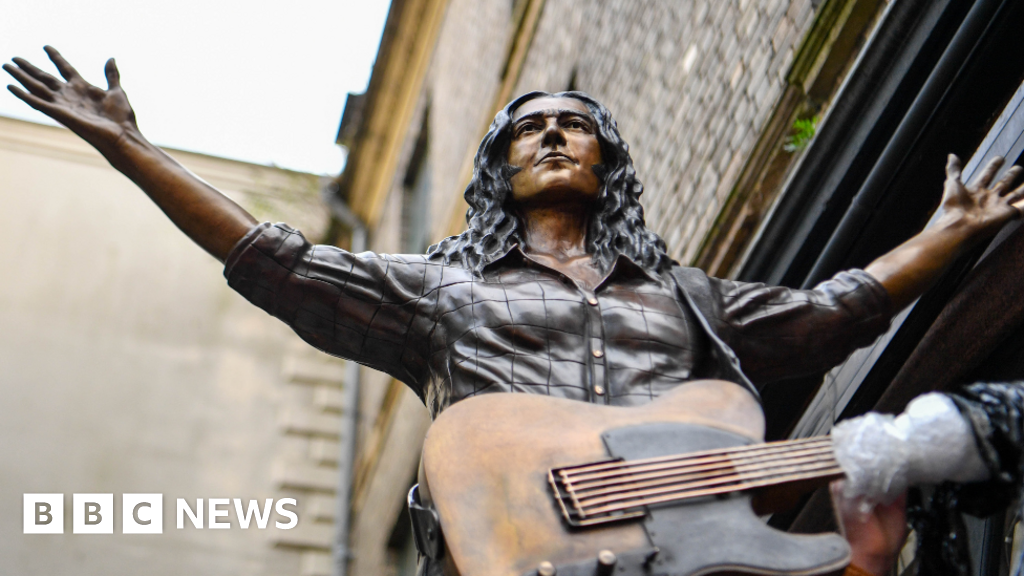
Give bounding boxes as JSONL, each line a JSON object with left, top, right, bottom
{"left": 517, "top": 123, "right": 540, "bottom": 136}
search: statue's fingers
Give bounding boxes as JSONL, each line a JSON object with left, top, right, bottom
{"left": 6, "top": 85, "right": 66, "bottom": 121}
{"left": 43, "top": 45, "right": 83, "bottom": 82}
{"left": 2, "top": 63, "right": 55, "bottom": 102}
{"left": 973, "top": 155, "right": 1004, "bottom": 189}
{"left": 104, "top": 58, "right": 120, "bottom": 90}
{"left": 1010, "top": 198, "right": 1024, "bottom": 220}
{"left": 1005, "top": 184, "right": 1024, "bottom": 208}
{"left": 992, "top": 165, "right": 1023, "bottom": 196}
{"left": 10, "top": 57, "right": 62, "bottom": 90}
{"left": 946, "top": 153, "right": 963, "bottom": 185}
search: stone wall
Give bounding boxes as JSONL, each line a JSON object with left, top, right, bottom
{"left": 512, "top": 0, "right": 816, "bottom": 264}
{"left": 0, "top": 115, "right": 342, "bottom": 576}
{"left": 373, "top": 0, "right": 820, "bottom": 265}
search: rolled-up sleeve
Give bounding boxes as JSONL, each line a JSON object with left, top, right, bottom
{"left": 224, "top": 222, "right": 440, "bottom": 393}
{"left": 709, "top": 270, "right": 894, "bottom": 385}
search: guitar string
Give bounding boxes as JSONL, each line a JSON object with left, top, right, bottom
{"left": 557, "top": 434, "right": 827, "bottom": 475}
{"left": 581, "top": 465, "right": 845, "bottom": 516}
{"left": 569, "top": 447, "right": 837, "bottom": 498}
{"left": 581, "top": 459, "right": 843, "bottom": 512}
{"left": 573, "top": 453, "right": 837, "bottom": 506}
{"left": 564, "top": 442, "right": 834, "bottom": 487}
{"left": 560, "top": 443, "right": 834, "bottom": 497}
{"left": 552, "top": 436, "right": 841, "bottom": 520}
{"left": 566, "top": 444, "right": 834, "bottom": 491}
{"left": 559, "top": 436, "right": 830, "bottom": 474}
{"left": 565, "top": 451, "right": 837, "bottom": 510}
{"left": 589, "top": 463, "right": 843, "bottom": 512}
{"left": 559, "top": 437, "right": 831, "bottom": 479}
{"left": 557, "top": 443, "right": 835, "bottom": 515}
{"left": 561, "top": 436, "right": 831, "bottom": 477}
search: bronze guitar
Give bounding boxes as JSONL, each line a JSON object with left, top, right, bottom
{"left": 419, "top": 379, "right": 849, "bottom": 576}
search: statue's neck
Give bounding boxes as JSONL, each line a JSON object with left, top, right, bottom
{"left": 518, "top": 203, "right": 603, "bottom": 290}
{"left": 519, "top": 203, "right": 590, "bottom": 260}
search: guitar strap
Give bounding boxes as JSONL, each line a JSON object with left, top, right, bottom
{"left": 408, "top": 484, "right": 445, "bottom": 562}
{"left": 666, "top": 266, "right": 761, "bottom": 402}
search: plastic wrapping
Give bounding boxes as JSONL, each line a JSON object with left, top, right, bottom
{"left": 832, "top": 382, "right": 1024, "bottom": 576}
{"left": 831, "top": 393, "right": 989, "bottom": 506}
{"left": 914, "top": 382, "right": 1024, "bottom": 576}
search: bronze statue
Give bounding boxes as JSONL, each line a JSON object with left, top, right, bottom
{"left": 6, "top": 48, "right": 1024, "bottom": 576}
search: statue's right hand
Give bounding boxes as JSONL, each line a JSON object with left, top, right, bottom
{"left": 4, "top": 46, "right": 139, "bottom": 154}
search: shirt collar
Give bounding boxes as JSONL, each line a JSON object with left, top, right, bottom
{"left": 482, "top": 244, "right": 659, "bottom": 285}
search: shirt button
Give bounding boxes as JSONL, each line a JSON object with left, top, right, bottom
{"left": 587, "top": 297, "right": 598, "bottom": 306}
{"left": 592, "top": 349, "right": 604, "bottom": 358}
{"left": 594, "top": 385, "right": 605, "bottom": 396}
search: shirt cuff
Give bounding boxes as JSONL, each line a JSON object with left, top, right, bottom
{"left": 844, "top": 268, "right": 896, "bottom": 320}
{"left": 223, "top": 222, "right": 275, "bottom": 281}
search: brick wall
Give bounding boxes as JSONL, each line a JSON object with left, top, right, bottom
{"left": 387, "top": 1, "right": 820, "bottom": 267}
{"left": 512, "top": 0, "right": 817, "bottom": 264}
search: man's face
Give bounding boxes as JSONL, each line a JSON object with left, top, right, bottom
{"left": 507, "top": 97, "right": 603, "bottom": 207}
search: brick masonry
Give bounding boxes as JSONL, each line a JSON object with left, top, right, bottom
{"left": 519, "top": 0, "right": 817, "bottom": 264}
{"left": 408, "top": 0, "right": 818, "bottom": 266}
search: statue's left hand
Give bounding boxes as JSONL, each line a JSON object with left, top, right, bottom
{"left": 936, "top": 154, "right": 1024, "bottom": 239}
{"left": 864, "top": 154, "right": 1024, "bottom": 311}
{"left": 3, "top": 46, "right": 139, "bottom": 155}
{"left": 3, "top": 46, "right": 256, "bottom": 262}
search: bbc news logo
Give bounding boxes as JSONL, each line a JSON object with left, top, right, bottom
{"left": 24, "top": 494, "right": 298, "bottom": 534}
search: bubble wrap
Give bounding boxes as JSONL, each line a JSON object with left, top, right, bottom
{"left": 831, "top": 393, "right": 989, "bottom": 504}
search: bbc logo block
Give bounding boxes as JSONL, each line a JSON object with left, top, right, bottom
{"left": 23, "top": 494, "right": 63, "bottom": 534}
{"left": 73, "top": 493, "right": 113, "bottom": 534}
{"left": 24, "top": 493, "right": 164, "bottom": 534}
{"left": 123, "top": 494, "right": 163, "bottom": 534}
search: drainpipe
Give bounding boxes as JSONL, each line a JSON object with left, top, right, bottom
{"left": 322, "top": 181, "right": 367, "bottom": 576}
{"left": 801, "top": 0, "right": 1009, "bottom": 288}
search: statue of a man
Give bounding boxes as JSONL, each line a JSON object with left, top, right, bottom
{"left": 5, "top": 48, "right": 1024, "bottom": 575}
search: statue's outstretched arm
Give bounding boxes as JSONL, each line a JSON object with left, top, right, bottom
{"left": 864, "top": 154, "right": 1024, "bottom": 310}
{"left": 3, "top": 47, "right": 256, "bottom": 262}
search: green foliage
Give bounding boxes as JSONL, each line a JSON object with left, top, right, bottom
{"left": 784, "top": 116, "right": 819, "bottom": 152}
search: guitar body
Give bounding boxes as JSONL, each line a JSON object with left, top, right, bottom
{"left": 420, "top": 379, "right": 850, "bottom": 576}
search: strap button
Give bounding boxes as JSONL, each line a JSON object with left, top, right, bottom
{"left": 592, "top": 349, "right": 604, "bottom": 358}
{"left": 594, "top": 385, "right": 605, "bottom": 396}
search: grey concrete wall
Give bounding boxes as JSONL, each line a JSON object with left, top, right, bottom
{"left": 0, "top": 115, "right": 343, "bottom": 576}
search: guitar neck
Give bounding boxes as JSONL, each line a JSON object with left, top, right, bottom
{"left": 550, "top": 436, "right": 841, "bottom": 527}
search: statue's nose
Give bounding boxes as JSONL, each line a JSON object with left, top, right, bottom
{"left": 541, "top": 120, "right": 567, "bottom": 147}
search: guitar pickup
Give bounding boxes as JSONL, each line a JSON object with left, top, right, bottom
{"left": 548, "top": 460, "right": 647, "bottom": 528}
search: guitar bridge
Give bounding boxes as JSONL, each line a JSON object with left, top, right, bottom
{"left": 548, "top": 460, "right": 647, "bottom": 527}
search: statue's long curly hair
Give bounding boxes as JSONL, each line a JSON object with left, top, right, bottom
{"left": 426, "top": 91, "right": 674, "bottom": 275}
